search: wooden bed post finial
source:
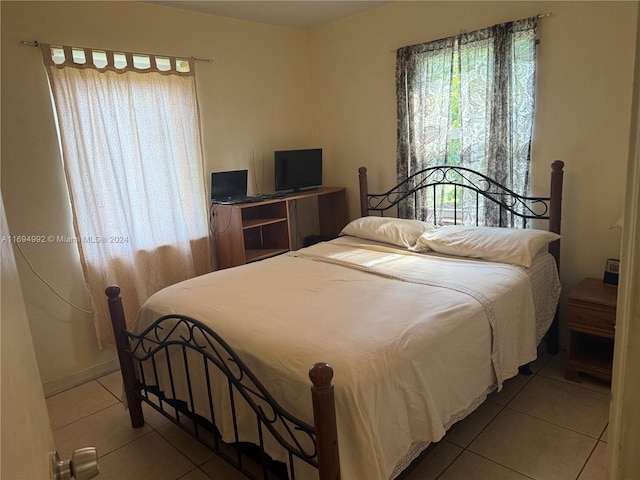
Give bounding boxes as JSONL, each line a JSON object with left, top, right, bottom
{"left": 309, "top": 362, "right": 341, "bottom": 480}
{"left": 105, "top": 285, "right": 145, "bottom": 428}
{"left": 359, "top": 167, "right": 369, "bottom": 217}
{"left": 105, "top": 285, "right": 120, "bottom": 298}
{"left": 551, "top": 159, "right": 565, "bottom": 172}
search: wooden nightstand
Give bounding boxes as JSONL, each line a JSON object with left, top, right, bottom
{"left": 565, "top": 278, "right": 617, "bottom": 383}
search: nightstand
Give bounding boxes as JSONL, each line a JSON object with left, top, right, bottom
{"left": 565, "top": 278, "right": 617, "bottom": 383}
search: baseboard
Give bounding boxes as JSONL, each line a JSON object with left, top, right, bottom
{"left": 43, "top": 358, "right": 120, "bottom": 398}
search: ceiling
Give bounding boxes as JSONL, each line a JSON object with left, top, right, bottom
{"left": 144, "top": 1, "right": 391, "bottom": 29}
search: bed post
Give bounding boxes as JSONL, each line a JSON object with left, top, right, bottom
{"left": 359, "top": 167, "right": 369, "bottom": 217}
{"left": 549, "top": 160, "right": 564, "bottom": 263}
{"left": 309, "top": 363, "right": 341, "bottom": 480}
{"left": 105, "top": 286, "right": 145, "bottom": 428}
{"left": 547, "top": 160, "right": 564, "bottom": 355}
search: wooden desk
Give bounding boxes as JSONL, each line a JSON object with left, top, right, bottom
{"left": 212, "top": 187, "right": 347, "bottom": 269}
{"left": 565, "top": 278, "right": 617, "bottom": 383}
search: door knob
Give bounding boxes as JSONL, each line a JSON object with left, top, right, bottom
{"left": 50, "top": 447, "right": 99, "bottom": 480}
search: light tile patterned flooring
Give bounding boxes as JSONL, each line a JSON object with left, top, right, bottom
{"left": 46, "top": 347, "right": 610, "bottom": 480}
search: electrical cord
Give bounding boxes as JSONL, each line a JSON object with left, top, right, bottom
{"left": 209, "top": 201, "right": 233, "bottom": 235}
{"left": 12, "top": 239, "right": 94, "bottom": 315}
{"left": 209, "top": 199, "right": 217, "bottom": 237}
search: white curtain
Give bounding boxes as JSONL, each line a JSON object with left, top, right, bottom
{"left": 42, "top": 45, "right": 212, "bottom": 347}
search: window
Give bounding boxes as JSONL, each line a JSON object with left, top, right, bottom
{"left": 42, "top": 44, "right": 211, "bottom": 347}
{"left": 396, "top": 17, "right": 538, "bottom": 226}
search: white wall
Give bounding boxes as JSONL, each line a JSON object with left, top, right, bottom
{"left": 309, "top": 1, "right": 638, "bottom": 343}
{"left": 1, "top": 194, "right": 55, "bottom": 479}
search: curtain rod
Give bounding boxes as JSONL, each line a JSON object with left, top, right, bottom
{"left": 390, "top": 13, "right": 552, "bottom": 53}
{"left": 19, "top": 40, "right": 213, "bottom": 63}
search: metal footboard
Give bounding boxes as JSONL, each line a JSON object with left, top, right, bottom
{"left": 106, "top": 286, "right": 340, "bottom": 480}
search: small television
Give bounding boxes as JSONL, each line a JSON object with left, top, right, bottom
{"left": 210, "top": 169, "right": 248, "bottom": 201}
{"left": 274, "top": 148, "right": 323, "bottom": 193}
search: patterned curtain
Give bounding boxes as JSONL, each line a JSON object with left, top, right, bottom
{"left": 396, "top": 17, "right": 537, "bottom": 226}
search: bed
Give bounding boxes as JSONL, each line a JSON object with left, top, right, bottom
{"left": 107, "top": 161, "right": 564, "bottom": 480}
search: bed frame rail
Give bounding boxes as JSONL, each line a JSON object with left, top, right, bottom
{"left": 106, "top": 286, "right": 341, "bottom": 480}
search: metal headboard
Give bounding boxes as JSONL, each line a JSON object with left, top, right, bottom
{"left": 359, "top": 161, "right": 564, "bottom": 236}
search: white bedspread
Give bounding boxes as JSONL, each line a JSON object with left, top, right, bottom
{"left": 134, "top": 236, "right": 560, "bottom": 480}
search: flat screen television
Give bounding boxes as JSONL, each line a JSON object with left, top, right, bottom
{"left": 274, "top": 148, "right": 322, "bottom": 193}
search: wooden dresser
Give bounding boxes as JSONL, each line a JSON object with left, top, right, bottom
{"left": 565, "top": 278, "right": 617, "bottom": 383}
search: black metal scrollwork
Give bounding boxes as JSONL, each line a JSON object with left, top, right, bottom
{"left": 368, "top": 166, "right": 550, "bottom": 222}
{"left": 127, "top": 315, "right": 318, "bottom": 470}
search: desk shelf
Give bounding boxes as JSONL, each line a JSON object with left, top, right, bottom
{"left": 243, "top": 217, "right": 287, "bottom": 229}
{"left": 212, "top": 187, "right": 347, "bottom": 269}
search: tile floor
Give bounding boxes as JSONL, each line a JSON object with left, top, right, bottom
{"left": 46, "top": 347, "right": 611, "bottom": 480}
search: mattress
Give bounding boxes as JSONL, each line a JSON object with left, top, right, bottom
{"left": 133, "top": 235, "right": 561, "bottom": 480}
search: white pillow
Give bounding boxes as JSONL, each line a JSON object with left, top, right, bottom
{"left": 413, "top": 225, "right": 560, "bottom": 267}
{"left": 340, "top": 216, "right": 437, "bottom": 249}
